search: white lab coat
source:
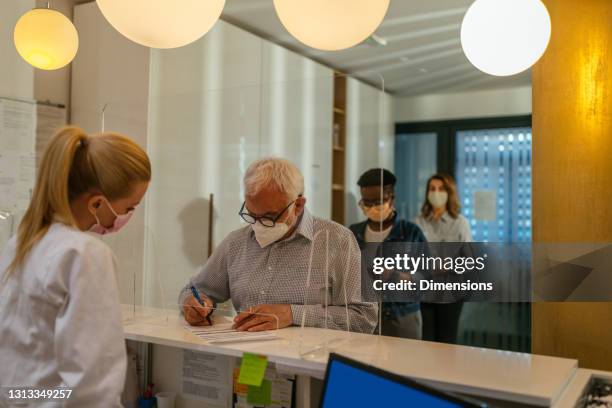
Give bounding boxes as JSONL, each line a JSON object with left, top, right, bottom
{"left": 0, "top": 223, "right": 126, "bottom": 407}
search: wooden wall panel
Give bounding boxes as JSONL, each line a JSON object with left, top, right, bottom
{"left": 532, "top": 0, "right": 612, "bottom": 370}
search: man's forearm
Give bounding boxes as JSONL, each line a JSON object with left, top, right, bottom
{"left": 289, "top": 303, "right": 378, "bottom": 333}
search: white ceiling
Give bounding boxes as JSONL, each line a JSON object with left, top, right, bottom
{"left": 221, "top": 0, "right": 531, "bottom": 96}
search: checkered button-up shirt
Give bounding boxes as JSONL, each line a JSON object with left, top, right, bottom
{"left": 179, "top": 208, "right": 378, "bottom": 333}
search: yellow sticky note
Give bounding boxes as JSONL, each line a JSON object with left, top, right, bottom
{"left": 237, "top": 353, "right": 268, "bottom": 387}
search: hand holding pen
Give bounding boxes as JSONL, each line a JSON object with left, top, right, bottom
{"left": 183, "top": 285, "right": 213, "bottom": 326}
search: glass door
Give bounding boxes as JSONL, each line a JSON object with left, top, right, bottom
{"left": 394, "top": 132, "right": 437, "bottom": 222}
{"left": 456, "top": 127, "right": 532, "bottom": 243}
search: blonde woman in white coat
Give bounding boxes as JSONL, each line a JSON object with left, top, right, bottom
{"left": 0, "top": 126, "right": 151, "bottom": 407}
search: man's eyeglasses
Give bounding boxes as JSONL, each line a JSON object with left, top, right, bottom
{"left": 359, "top": 195, "right": 393, "bottom": 208}
{"left": 238, "top": 198, "right": 299, "bottom": 227}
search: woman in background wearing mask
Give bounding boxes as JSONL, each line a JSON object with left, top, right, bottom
{"left": 349, "top": 168, "right": 427, "bottom": 339}
{"left": 0, "top": 126, "right": 151, "bottom": 407}
{"left": 414, "top": 173, "right": 472, "bottom": 344}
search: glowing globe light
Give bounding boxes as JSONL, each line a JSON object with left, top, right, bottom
{"left": 461, "top": 0, "right": 551, "bottom": 76}
{"left": 96, "top": 0, "right": 225, "bottom": 49}
{"left": 13, "top": 8, "right": 79, "bottom": 70}
{"left": 273, "top": 0, "right": 390, "bottom": 51}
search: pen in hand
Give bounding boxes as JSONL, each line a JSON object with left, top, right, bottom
{"left": 190, "top": 285, "right": 213, "bottom": 325}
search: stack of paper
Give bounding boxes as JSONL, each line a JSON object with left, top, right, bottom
{"left": 185, "top": 322, "right": 279, "bottom": 344}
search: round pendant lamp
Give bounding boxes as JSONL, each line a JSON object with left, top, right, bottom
{"left": 461, "top": 0, "right": 551, "bottom": 76}
{"left": 273, "top": 0, "right": 390, "bottom": 51}
{"left": 96, "top": 0, "right": 225, "bottom": 49}
{"left": 14, "top": 7, "right": 79, "bottom": 70}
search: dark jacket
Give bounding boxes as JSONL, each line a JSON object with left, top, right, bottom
{"left": 349, "top": 216, "right": 427, "bottom": 318}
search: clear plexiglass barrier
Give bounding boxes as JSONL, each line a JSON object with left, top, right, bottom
{"left": 69, "top": 62, "right": 390, "bottom": 354}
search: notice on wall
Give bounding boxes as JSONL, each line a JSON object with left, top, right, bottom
{"left": 0, "top": 98, "right": 65, "bottom": 248}
{"left": 0, "top": 98, "right": 37, "bottom": 251}
{"left": 0, "top": 153, "right": 18, "bottom": 208}
{"left": 473, "top": 190, "right": 497, "bottom": 221}
{"left": 0, "top": 98, "right": 37, "bottom": 153}
{"left": 36, "top": 103, "right": 67, "bottom": 169}
{"left": 182, "top": 350, "right": 232, "bottom": 407}
{"left": 0, "top": 98, "right": 36, "bottom": 211}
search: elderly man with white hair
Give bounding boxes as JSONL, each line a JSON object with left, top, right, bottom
{"left": 179, "top": 157, "right": 378, "bottom": 333}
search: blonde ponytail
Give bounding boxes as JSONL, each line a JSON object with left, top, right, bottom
{"left": 4, "top": 126, "right": 151, "bottom": 277}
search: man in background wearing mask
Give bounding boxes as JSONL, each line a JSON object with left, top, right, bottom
{"left": 349, "top": 168, "right": 427, "bottom": 339}
{"left": 180, "top": 158, "right": 377, "bottom": 333}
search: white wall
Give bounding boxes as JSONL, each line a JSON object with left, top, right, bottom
{"left": 394, "top": 86, "right": 532, "bottom": 123}
{"left": 345, "top": 78, "right": 395, "bottom": 226}
{"left": 72, "top": 2, "right": 151, "bottom": 305}
{"left": 0, "top": 1, "right": 34, "bottom": 100}
{"left": 259, "top": 41, "right": 333, "bottom": 219}
{"left": 146, "top": 20, "right": 266, "bottom": 307}
{"left": 146, "top": 21, "right": 334, "bottom": 307}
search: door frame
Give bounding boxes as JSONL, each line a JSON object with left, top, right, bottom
{"left": 395, "top": 115, "right": 532, "bottom": 177}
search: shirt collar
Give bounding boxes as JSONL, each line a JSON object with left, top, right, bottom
{"left": 428, "top": 211, "right": 450, "bottom": 223}
{"left": 292, "top": 207, "right": 314, "bottom": 241}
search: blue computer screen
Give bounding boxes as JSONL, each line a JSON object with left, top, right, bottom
{"left": 321, "top": 359, "right": 463, "bottom": 408}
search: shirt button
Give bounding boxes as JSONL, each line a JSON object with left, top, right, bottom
{"left": 268, "top": 267, "right": 272, "bottom": 270}
{"left": 260, "top": 290, "right": 266, "bottom": 295}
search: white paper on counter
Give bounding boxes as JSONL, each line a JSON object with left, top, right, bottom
{"left": 185, "top": 323, "right": 279, "bottom": 344}
{"left": 182, "top": 349, "right": 232, "bottom": 407}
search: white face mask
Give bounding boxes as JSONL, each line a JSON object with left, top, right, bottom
{"left": 428, "top": 191, "right": 448, "bottom": 209}
{"left": 251, "top": 206, "right": 297, "bottom": 248}
{"left": 360, "top": 201, "right": 394, "bottom": 223}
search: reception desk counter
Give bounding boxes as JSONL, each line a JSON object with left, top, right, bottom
{"left": 120, "top": 305, "right": 608, "bottom": 407}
